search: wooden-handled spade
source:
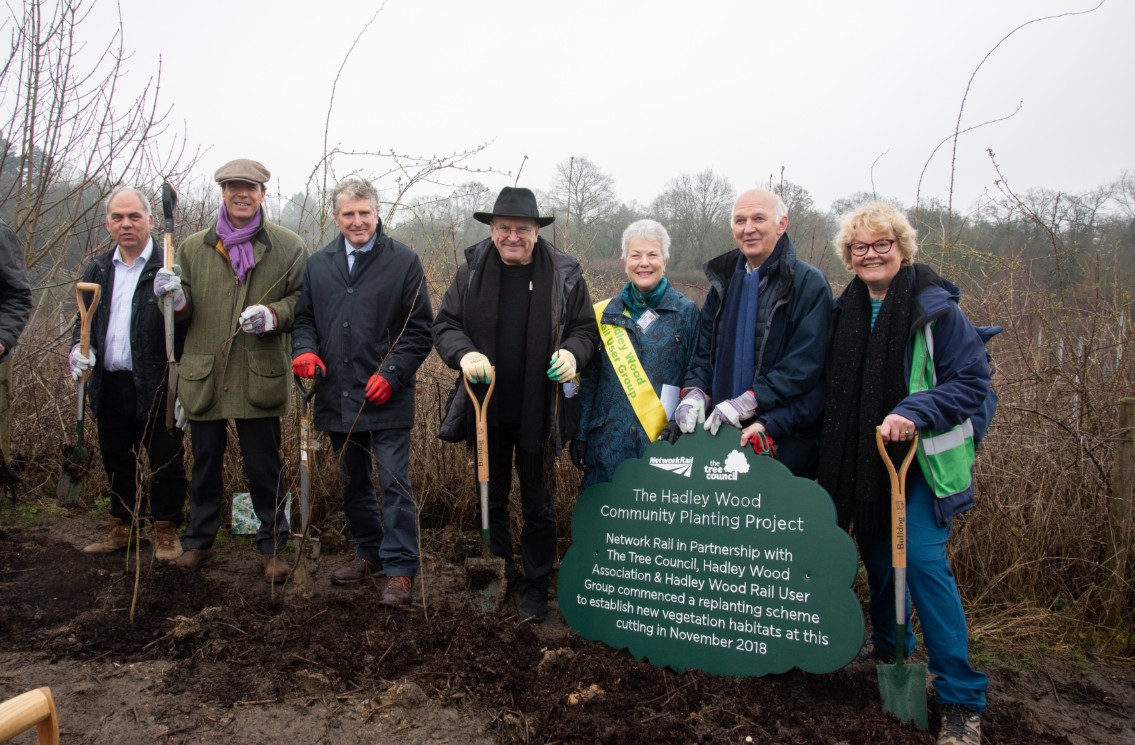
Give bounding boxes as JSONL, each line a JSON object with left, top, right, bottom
{"left": 162, "top": 181, "right": 179, "bottom": 431}
{"left": 463, "top": 368, "right": 506, "bottom": 612}
{"left": 874, "top": 427, "right": 928, "bottom": 729}
{"left": 57, "top": 282, "right": 101, "bottom": 503}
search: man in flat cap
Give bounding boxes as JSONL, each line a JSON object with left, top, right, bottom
{"left": 433, "top": 186, "right": 598, "bottom": 622}
{"left": 154, "top": 158, "right": 307, "bottom": 583}
{"left": 291, "top": 177, "right": 433, "bottom": 606}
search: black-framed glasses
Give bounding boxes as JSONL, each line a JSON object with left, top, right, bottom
{"left": 848, "top": 239, "right": 896, "bottom": 257}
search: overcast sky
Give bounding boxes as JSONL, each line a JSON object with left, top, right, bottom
{"left": 89, "top": 0, "right": 1130, "bottom": 214}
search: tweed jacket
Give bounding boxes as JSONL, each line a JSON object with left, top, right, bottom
{"left": 174, "top": 212, "right": 306, "bottom": 420}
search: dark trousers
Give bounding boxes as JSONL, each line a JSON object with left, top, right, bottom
{"left": 487, "top": 422, "right": 556, "bottom": 587}
{"left": 184, "top": 417, "right": 288, "bottom": 555}
{"left": 328, "top": 428, "right": 418, "bottom": 576}
{"left": 95, "top": 371, "right": 186, "bottom": 524}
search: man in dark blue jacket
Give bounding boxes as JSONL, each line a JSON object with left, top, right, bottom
{"left": 0, "top": 219, "right": 32, "bottom": 364}
{"left": 679, "top": 188, "right": 832, "bottom": 477}
{"left": 71, "top": 186, "right": 187, "bottom": 561}
{"left": 291, "top": 177, "right": 433, "bottom": 607}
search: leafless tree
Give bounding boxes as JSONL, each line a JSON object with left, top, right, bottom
{"left": 652, "top": 170, "right": 733, "bottom": 269}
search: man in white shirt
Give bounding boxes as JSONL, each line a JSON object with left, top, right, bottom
{"left": 71, "top": 186, "right": 187, "bottom": 561}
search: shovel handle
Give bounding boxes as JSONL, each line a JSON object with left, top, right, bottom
{"left": 464, "top": 367, "right": 496, "bottom": 483}
{"left": 875, "top": 427, "right": 918, "bottom": 572}
{"left": 293, "top": 365, "right": 323, "bottom": 405}
{"left": 162, "top": 180, "right": 178, "bottom": 241}
{"left": 75, "top": 282, "right": 101, "bottom": 370}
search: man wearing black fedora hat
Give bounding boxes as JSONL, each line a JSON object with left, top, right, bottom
{"left": 433, "top": 186, "right": 598, "bottom": 622}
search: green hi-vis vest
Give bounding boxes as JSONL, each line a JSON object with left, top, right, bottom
{"left": 909, "top": 322, "right": 976, "bottom": 498}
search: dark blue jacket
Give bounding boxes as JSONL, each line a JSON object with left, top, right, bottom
{"left": 829, "top": 265, "right": 991, "bottom": 522}
{"left": 686, "top": 235, "right": 832, "bottom": 476}
{"left": 578, "top": 283, "right": 699, "bottom": 489}
{"left": 72, "top": 239, "right": 180, "bottom": 420}
{"left": 292, "top": 225, "right": 433, "bottom": 432}
{"left": 0, "top": 219, "right": 32, "bottom": 362}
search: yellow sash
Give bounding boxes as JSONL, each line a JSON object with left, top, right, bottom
{"left": 594, "top": 298, "right": 668, "bottom": 441}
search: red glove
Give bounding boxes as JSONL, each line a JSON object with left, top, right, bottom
{"left": 749, "top": 430, "right": 776, "bottom": 458}
{"left": 365, "top": 374, "right": 392, "bottom": 405}
{"left": 292, "top": 353, "right": 326, "bottom": 379}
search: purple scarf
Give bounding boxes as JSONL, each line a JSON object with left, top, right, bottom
{"left": 216, "top": 203, "right": 262, "bottom": 283}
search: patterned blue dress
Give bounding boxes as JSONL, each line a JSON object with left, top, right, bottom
{"left": 577, "top": 283, "right": 700, "bottom": 490}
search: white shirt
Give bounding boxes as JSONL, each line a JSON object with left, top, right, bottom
{"left": 102, "top": 238, "right": 154, "bottom": 372}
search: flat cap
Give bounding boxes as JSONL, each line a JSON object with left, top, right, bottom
{"left": 214, "top": 158, "right": 270, "bottom": 185}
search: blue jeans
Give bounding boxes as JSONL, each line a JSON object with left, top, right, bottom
{"left": 328, "top": 428, "right": 418, "bottom": 577}
{"left": 857, "top": 469, "right": 988, "bottom": 711}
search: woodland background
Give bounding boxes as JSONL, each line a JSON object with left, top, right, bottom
{"left": 0, "top": 0, "right": 1132, "bottom": 659}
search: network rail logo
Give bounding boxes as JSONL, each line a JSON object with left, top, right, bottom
{"left": 648, "top": 456, "right": 694, "bottom": 478}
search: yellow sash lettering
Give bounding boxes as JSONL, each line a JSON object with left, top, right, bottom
{"left": 594, "top": 298, "right": 668, "bottom": 441}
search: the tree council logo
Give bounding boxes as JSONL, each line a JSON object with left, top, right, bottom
{"left": 648, "top": 456, "right": 695, "bottom": 478}
{"left": 704, "top": 450, "right": 751, "bottom": 481}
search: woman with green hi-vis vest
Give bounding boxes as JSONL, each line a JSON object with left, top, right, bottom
{"left": 814, "top": 202, "right": 990, "bottom": 745}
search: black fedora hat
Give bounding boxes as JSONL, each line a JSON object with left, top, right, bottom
{"left": 474, "top": 186, "right": 555, "bottom": 227}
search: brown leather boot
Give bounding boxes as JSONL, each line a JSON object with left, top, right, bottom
{"left": 330, "top": 556, "right": 383, "bottom": 585}
{"left": 381, "top": 576, "right": 414, "bottom": 606}
{"left": 174, "top": 547, "right": 216, "bottom": 569}
{"left": 151, "top": 521, "right": 184, "bottom": 562}
{"left": 263, "top": 554, "right": 290, "bottom": 584}
{"left": 83, "top": 518, "right": 144, "bottom": 554}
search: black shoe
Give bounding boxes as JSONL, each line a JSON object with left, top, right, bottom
{"left": 516, "top": 584, "right": 548, "bottom": 623}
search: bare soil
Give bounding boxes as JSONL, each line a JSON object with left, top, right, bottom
{"left": 1, "top": 511, "right": 1132, "bottom": 745}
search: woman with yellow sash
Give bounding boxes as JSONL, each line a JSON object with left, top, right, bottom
{"left": 572, "top": 220, "right": 699, "bottom": 490}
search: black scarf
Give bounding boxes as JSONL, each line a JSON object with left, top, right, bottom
{"left": 817, "top": 268, "right": 913, "bottom": 532}
{"left": 464, "top": 242, "right": 555, "bottom": 452}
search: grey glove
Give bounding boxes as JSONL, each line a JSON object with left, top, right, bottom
{"left": 68, "top": 344, "right": 95, "bottom": 382}
{"left": 174, "top": 398, "right": 188, "bottom": 431}
{"left": 675, "top": 388, "right": 710, "bottom": 433}
{"left": 705, "top": 391, "right": 758, "bottom": 436}
{"left": 154, "top": 265, "right": 186, "bottom": 311}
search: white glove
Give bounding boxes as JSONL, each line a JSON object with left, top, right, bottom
{"left": 154, "top": 266, "right": 186, "bottom": 311}
{"left": 459, "top": 351, "right": 491, "bottom": 384}
{"left": 547, "top": 349, "right": 577, "bottom": 382}
{"left": 174, "top": 398, "right": 188, "bottom": 431}
{"left": 675, "top": 388, "right": 709, "bottom": 433}
{"left": 705, "top": 391, "right": 758, "bottom": 436}
{"left": 69, "top": 344, "right": 96, "bottom": 382}
{"left": 238, "top": 304, "right": 277, "bottom": 334}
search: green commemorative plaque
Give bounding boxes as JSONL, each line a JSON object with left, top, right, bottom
{"left": 559, "top": 429, "right": 864, "bottom": 676}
